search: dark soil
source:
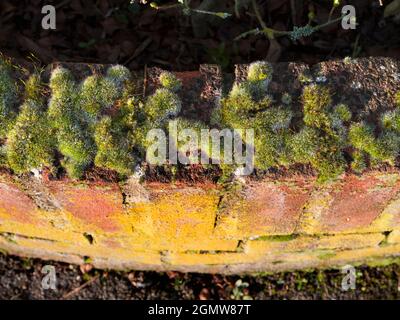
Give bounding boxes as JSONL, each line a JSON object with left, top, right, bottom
{"left": 0, "top": 253, "right": 399, "bottom": 300}
{"left": 1, "top": 1, "right": 399, "bottom": 72}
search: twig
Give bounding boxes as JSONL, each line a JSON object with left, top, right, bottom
{"left": 235, "top": 0, "right": 241, "bottom": 18}
{"left": 235, "top": 14, "right": 345, "bottom": 41}
{"left": 251, "top": 0, "right": 267, "bottom": 30}
{"left": 61, "top": 275, "right": 100, "bottom": 300}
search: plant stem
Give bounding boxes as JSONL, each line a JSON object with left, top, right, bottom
{"left": 235, "top": 14, "right": 345, "bottom": 41}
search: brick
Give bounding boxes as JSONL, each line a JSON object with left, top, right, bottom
{"left": 244, "top": 233, "right": 385, "bottom": 255}
{"left": 298, "top": 173, "right": 400, "bottom": 234}
{"left": 215, "top": 178, "right": 314, "bottom": 238}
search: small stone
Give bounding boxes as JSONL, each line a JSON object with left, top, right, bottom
{"left": 79, "top": 263, "right": 93, "bottom": 274}
{"left": 199, "top": 288, "right": 210, "bottom": 300}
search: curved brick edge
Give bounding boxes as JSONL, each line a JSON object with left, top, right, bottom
{"left": 0, "top": 57, "right": 400, "bottom": 273}
{"left": 1, "top": 170, "right": 400, "bottom": 274}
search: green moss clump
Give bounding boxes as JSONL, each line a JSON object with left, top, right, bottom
{"left": 80, "top": 65, "right": 132, "bottom": 120}
{"left": 349, "top": 122, "right": 399, "bottom": 166}
{"left": 288, "top": 127, "right": 319, "bottom": 164}
{"left": 334, "top": 104, "right": 352, "bottom": 122}
{"left": 48, "top": 67, "right": 95, "bottom": 179}
{"left": 145, "top": 88, "right": 182, "bottom": 123}
{"left": 135, "top": 71, "right": 182, "bottom": 145}
{"left": 247, "top": 61, "right": 273, "bottom": 84}
{"left": 159, "top": 71, "right": 182, "bottom": 92}
{"left": 169, "top": 118, "right": 210, "bottom": 164}
{"left": 351, "top": 150, "right": 367, "bottom": 174}
{"left": 294, "top": 84, "right": 346, "bottom": 182}
{"left": 0, "top": 56, "right": 17, "bottom": 138}
{"left": 302, "top": 85, "right": 332, "bottom": 129}
{"left": 246, "top": 61, "right": 273, "bottom": 99}
{"left": 94, "top": 115, "right": 135, "bottom": 176}
{"left": 106, "top": 65, "right": 131, "bottom": 87}
{"left": 6, "top": 74, "right": 55, "bottom": 174}
{"left": 0, "top": 145, "right": 7, "bottom": 167}
{"left": 396, "top": 91, "right": 400, "bottom": 108}
{"left": 219, "top": 62, "right": 295, "bottom": 170}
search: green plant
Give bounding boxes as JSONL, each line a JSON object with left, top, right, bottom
{"left": 48, "top": 67, "right": 95, "bottom": 179}
{"left": 219, "top": 62, "right": 294, "bottom": 170}
{"left": 80, "top": 65, "right": 131, "bottom": 121}
{"left": 0, "top": 56, "right": 17, "bottom": 138}
{"left": 168, "top": 118, "right": 210, "bottom": 164}
{"left": 349, "top": 122, "right": 399, "bottom": 166}
{"left": 159, "top": 71, "right": 182, "bottom": 92}
{"left": 94, "top": 116, "right": 135, "bottom": 176}
{"left": 6, "top": 74, "right": 55, "bottom": 174}
{"left": 295, "top": 84, "right": 346, "bottom": 182}
{"left": 145, "top": 88, "right": 182, "bottom": 124}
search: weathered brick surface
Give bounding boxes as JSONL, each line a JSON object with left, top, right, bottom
{"left": 1, "top": 170, "right": 400, "bottom": 273}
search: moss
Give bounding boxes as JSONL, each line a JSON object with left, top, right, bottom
{"left": 247, "top": 61, "right": 273, "bottom": 83}
{"left": 0, "top": 145, "right": 7, "bottom": 167}
{"left": 80, "top": 75, "right": 118, "bottom": 119}
{"left": 159, "top": 71, "right": 182, "bottom": 92}
{"left": 145, "top": 88, "right": 181, "bottom": 123}
{"left": 351, "top": 150, "right": 367, "bottom": 174}
{"left": 106, "top": 65, "right": 131, "bottom": 87}
{"left": 281, "top": 92, "right": 292, "bottom": 105}
{"left": 94, "top": 116, "right": 135, "bottom": 176}
{"left": 6, "top": 74, "right": 55, "bottom": 174}
{"left": 288, "top": 127, "right": 319, "bottom": 163}
{"left": 302, "top": 84, "right": 332, "bottom": 129}
{"left": 0, "top": 56, "right": 17, "bottom": 138}
{"left": 246, "top": 61, "right": 273, "bottom": 99}
{"left": 349, "top": 122, "right": 399, "bottom": 165}
{"left": 396, "top": 91, "right": 400, "bottom": 108}
{"left": 168, "top": 118, "right": 210, "bottom": 164}
{"left": 334, "top": 104, "right": 352, "bottom": 122}
{"left": 48, "top": 67, "right": 95, "bottom": 179}
{"left": 299, "top": 84, "right": 346, "bottom": 182}
{"left": 80, "top": 66, "right": 132, "bottom": 121}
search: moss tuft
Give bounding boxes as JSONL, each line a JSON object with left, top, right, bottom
{"left": 246, "top": 61, "right": 273, "bottom": 99}
{"left": 159, "top": 71, "right": 182, "bottom": 92}
{"left": 6, "top": 74, "right": 55, "bottom": 174}
{"left": 106, "top": 65, "right": 131, "bottom": 87}
{"left": 80, "top": 66, "right": 132, "bottom": 120}
{"left": 169, "top": 118, "right": 210, "bottom": 164}
{"left": 299, "top": 84, "right": 346, "bottom": 182}
{"left": 302, "top": 84, "right": 332, "bottom": 129}
{"left": 145, "top": 88, "right": 181, "bottom": 123}
{"left": 48, "top": 67, "right": 95, "bottom": 179}
{"left": 334, "top": 104, "right": 352, "bottom": 122}
{"left": 247, "top": 61, "right": 273, "bottom": 83}
{"left": 94, "top": 116, "right": 135, "bottom": 176}
{"left": 0, "top": 56, "right": 17, "bottom": 138}
{"left": 349, "top": 122, "right": 399, "bottom": 165}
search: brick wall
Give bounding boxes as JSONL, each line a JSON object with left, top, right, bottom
{"left": 1, "top": 170, "right": 400, "bottom": 273}
{"left": 1, "top": 57, "right": 400, "bottom": 273}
